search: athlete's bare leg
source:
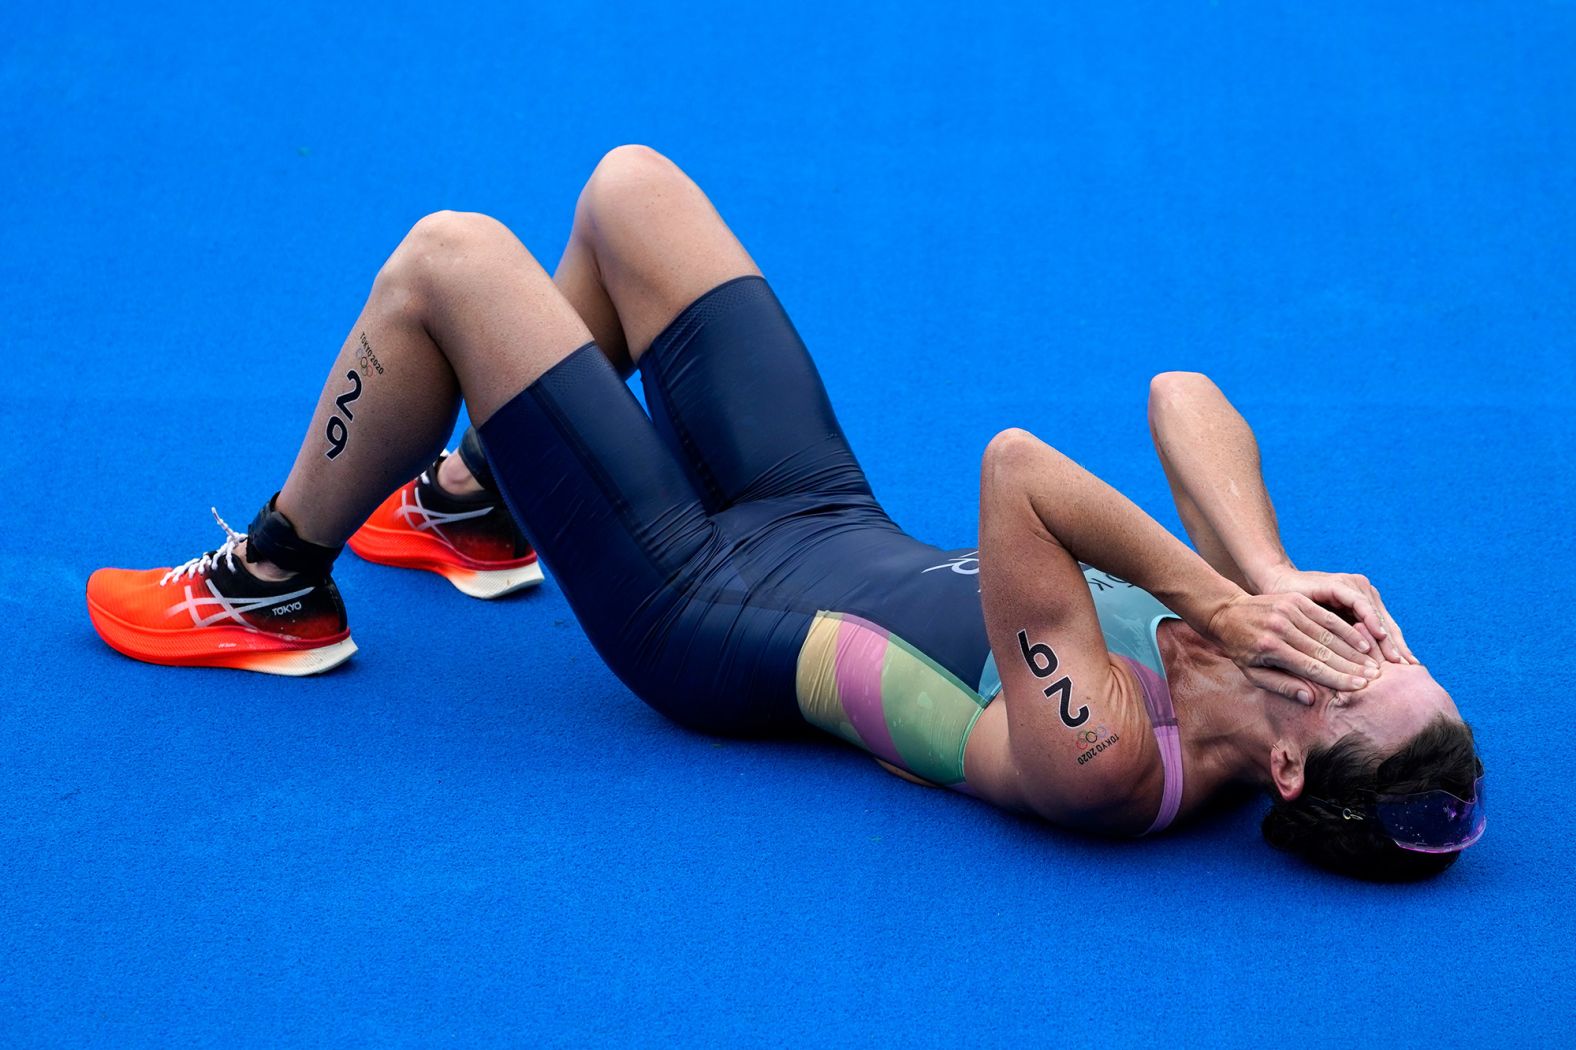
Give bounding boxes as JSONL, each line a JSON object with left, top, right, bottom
{"left": 437, "top": 145, "right": 760, "bottom": 496}
{"left": 258, "top": 212, "right": 592, "bottom": 574}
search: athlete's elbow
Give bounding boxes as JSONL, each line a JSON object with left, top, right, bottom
{"left": 984, "top": 427, "right": 1038, "bottom": 463}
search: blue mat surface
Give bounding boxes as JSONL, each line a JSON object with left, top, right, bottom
{"left": 5, "top": 2, "right": 1574, "bottom": 1045}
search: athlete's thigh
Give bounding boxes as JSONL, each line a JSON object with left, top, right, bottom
{"left": 478, "top": 345, "right": 712, "bottom": 689}
{"left": 638, "top": 276, "right": 873, "bottom": 509}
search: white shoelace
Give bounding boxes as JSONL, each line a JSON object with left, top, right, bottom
{"left": 159, "top": 509, "right": 248, "bottom": 586}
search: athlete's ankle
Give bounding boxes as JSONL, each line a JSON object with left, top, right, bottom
{"left": 245, "top": 494, "right": 342, "bottom": 580}
{"left": 234, "top": 540, "right": 297, "bottom": 583}
{"left": 436, "top": 451, "right": 487, "bottom": 498}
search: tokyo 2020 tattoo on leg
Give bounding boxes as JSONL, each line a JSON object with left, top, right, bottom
{"left": 276, "top": 312, "right": 462, "bottom": 546}
{"left": 323, "top": 368, "right": 362, "bottom": 460}
{"left": 319, "top": 332, "right": 390, "bottom": 460}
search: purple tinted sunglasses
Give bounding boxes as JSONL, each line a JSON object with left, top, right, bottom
{"left": 1309, "top": 775, "right": 1486, "bottom": 854}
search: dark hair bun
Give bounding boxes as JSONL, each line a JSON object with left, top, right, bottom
{"left": 1261, "top": 716, "right": 1480, "bottom": 882}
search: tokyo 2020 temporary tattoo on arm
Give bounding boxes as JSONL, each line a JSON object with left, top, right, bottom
{"left": 1017, "top": 629, "right": 1089, "bottom": 728}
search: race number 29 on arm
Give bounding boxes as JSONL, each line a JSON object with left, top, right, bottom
{"left": 1018, "top": 629, "right": 1087, "bottom": 728}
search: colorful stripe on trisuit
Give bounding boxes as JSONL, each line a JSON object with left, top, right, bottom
{"left": 795, "top": 611, "right": 998, "bottom": 787}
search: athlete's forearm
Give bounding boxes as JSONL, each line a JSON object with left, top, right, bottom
{"left": 998, "top": 429, "right": 1242, "bottom": 634}
{"left": 1146, "top": 373, "right": 1293, "bottom": 592}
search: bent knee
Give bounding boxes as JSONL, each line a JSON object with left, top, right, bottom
{"left": 377, "top": 210, "right": 525, "bottom": 306}
{"left": 402, "top": 209, "right": 514, "bottom": 255}
{"left": 579, "top": 144, "right": 686, "bottom": 217}
{"left": 1148, "top": 370, "right": 1214, "bottom": 398}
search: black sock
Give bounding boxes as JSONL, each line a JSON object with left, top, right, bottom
{"left": 246, "top": 495, "right": 342, "bottom": 577}
{"left": 456, "top": 426, "right": 497, "bottom": 492}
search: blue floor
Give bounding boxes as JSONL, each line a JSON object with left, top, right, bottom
{"left": 5, "top": 3, "right": 1574, "bottom": 1045}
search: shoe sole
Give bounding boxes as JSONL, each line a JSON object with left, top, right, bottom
{"left": 87, "top": 596, "right": 357, "bottom": 676}
{"left": 347, "top": 524, "right": 544, "bottom": 600}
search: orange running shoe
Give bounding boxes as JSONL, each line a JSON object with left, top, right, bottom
{"left": 87, "top": 510, "right": 356, "bottom": 675}
{"left": 348, "top": 452, "right": 542, "bottom": 599}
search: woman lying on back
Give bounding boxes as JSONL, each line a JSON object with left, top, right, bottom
{"left": 87, "top": 145, "right": 1484, "bottom": 881}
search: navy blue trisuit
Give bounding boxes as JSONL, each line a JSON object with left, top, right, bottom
{"left": 477, "top": 276, "right": 999, "bottom": 736}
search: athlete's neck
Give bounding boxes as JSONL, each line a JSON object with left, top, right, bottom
{"left": 1154, "top": 620, "right": 1278, "bottom": 794}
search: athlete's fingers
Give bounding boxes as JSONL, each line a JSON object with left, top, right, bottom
{"left": 1279, "top": 612, "right": 1375, "bottom": 680}
{"left": 1329, "top": 581, "right": 1387, "bottom": 644}
{"left": 1294, "top": 598, "right": 1372, "bottom": 664}
{"left": 1290, "top": 576, "right": 1385, "bottom": 646}
{"left": 1245, "top": 596, "right": 1372, "bottom": 691}
{"left": 1362, "top": 582, "right": 1401, "bottom": 661}
{"left": 1264, "top": 633, "right": 1372, "bottom": 692}
{"left": 1269, "top": 594, "right": 1373, "bottom": 671}
{"left": 1368, "top": 586, "right": 1417, "bottom": 664}
{"left": 1288, "top": 612, "right": 1375, "bottom": 678}
{"left": 1244, "top": 666, "right": 1325, "bottom": 707}
{"left": 1353, "top": 622, "right": 1380, "bottom": 659}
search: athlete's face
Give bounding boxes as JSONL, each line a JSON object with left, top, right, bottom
{"left": 1285, "top": 660, "right": 1460, "bottom": 754}
{"left": 1266, "top": 660, "right": 1461, "bottom": 800}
